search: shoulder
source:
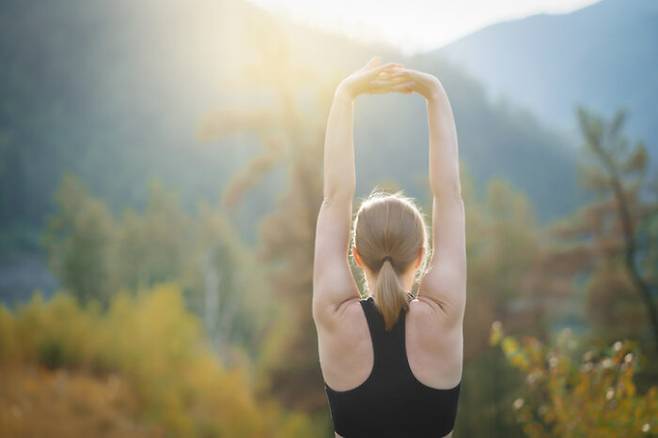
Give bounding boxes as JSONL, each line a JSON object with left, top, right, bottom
{"left": 314, "top": 296, "right": 367, "bottom": 333}
{"left": 409, "top": 295, "right": 463, "bottom": 333}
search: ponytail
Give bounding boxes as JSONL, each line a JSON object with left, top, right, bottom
{"left": 374, "top": 258, "right": 410, "bottom": 331}
{"left": 353, "top": 190, "right": 428, "bottom": 331}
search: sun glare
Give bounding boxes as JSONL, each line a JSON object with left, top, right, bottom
{"left": 245, "top": 0, "right": 600, "bottom": 54}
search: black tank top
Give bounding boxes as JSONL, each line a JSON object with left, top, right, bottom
{"left": 323, "top": 296, "right": 461, "bottom": 438}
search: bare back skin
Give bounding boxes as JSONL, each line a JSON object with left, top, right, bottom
{"left": 317, "top": 295, "right": 463, "bottom": 438}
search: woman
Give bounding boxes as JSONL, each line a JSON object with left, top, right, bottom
{"left": 312, "top": 56, "right": 466, "bottom": 438}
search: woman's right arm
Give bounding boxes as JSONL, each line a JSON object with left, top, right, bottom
{"left": 423, "top": 81, "right": 466, "bottom": 329}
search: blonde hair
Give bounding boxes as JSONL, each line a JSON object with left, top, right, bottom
{"left": 352, "top": 188, "right": 430, "bottom": 331}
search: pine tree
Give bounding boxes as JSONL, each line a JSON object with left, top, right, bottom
{"left": 545, "top": 106, "right": 658, "bottom": 352}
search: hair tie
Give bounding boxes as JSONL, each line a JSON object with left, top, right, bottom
{"left": 382, "top": 255, "right": 393, "bottom": 264}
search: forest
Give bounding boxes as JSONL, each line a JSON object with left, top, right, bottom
{"left": 1, "top": 0, "right": 657, "bottom": 436}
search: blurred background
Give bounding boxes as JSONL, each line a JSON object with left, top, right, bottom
{"left": 1, "top": 0, "right": 657, "bottom": 436}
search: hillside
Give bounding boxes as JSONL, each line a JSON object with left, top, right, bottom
{"left": 0, "top": 0, "right": 589, "bottom": 300}
{"left": 436, "top": 0, "right": 658, "bottom": 155}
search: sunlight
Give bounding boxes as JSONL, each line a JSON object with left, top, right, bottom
{"left": 245, "top": 0, "right": 600, "bottom": 54}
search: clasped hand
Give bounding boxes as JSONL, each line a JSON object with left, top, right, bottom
{"left": 337, "top": 56, "right": 441, "bottom": 101}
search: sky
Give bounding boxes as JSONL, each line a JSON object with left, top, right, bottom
{"left": 246, "top": 0, "right": 600, "bottom": 55}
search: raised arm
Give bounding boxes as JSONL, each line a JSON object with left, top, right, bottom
{"left": 423, "top": 79, "right": 466, "bottom": 328}
{"left": 388, "top": 67, "right": 466, "bottom": 328}
{"left": 312, "top": 57, "right": 403, "bottom": 330}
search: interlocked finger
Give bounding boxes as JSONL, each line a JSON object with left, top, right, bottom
{"left": 390, "top": 80, "right": 415, "bottom": 93}
{"left": 370, "top": 76, "right": 408, "bottom": 88}
{"left": 373, "top": 62, "right": 403, "bottom": 72}
{"left": 368, "top": 63, "right": 404, "bottom": 78}
{"left": 376, "top": 73, "right": 406, "bottom": 81}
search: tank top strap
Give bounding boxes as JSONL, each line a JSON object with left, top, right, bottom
{"left": 360, "top": 296, "right": 409, "bottom": 375}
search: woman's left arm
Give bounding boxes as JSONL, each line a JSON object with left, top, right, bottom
{"left": 322, "top": 84, "right": 356, "bottom": 201}
{"left": 312, "top": 86, "right": 357, "bottom": 331}
{"left": 312, "top": 58, "right": 403, "bottom": 330}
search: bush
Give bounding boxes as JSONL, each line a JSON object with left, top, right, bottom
{"left": 0, "top": 284, "right": 314, "bottom": 437}
{"left": 490, "top": 321, "right": 658, "bottom": 437}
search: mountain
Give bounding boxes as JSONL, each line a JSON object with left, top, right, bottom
{"left": 0, "top": 0, "right": 589, "bottom": 300}
{"left": 436, "top": 0, "right": 658, "bottom": 156}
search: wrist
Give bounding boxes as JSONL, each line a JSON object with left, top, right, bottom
{"left": 425, "top": 78, "right": 445, "bottom": 102}
{"left": 335, "top": 82, "right": 356, "bottom": 103}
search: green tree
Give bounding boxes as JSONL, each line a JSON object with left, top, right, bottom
{"left": 114, "top": 180, "right": 192, "bottom": 291}
{"left": 43, "top": 173, "right": 268, "bottom": 364}
{"left": 43, "top": 173, "right": 116, "bottom": 305}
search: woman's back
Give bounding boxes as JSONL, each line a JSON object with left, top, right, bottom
{"left": 318, "top": 294, "right": 463, "bottom": 438}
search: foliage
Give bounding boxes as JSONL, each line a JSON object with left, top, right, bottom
{"left": 490, "top": 321, "right": 658, "bottom": 437}
{"left": 0, "top": 364, "right": 159, "bottom": 437}
{"left": 43, "top": 173, "right": 274, "bottom": 360}
{"left": 0, "top": 283, "right": 315, "bottom": 437}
